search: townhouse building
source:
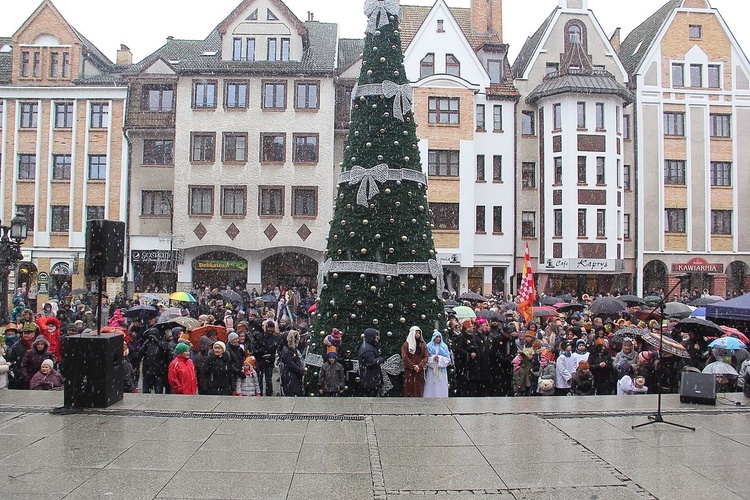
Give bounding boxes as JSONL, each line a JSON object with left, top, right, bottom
{"left": 125, "top": 0, "right": 338, "bottom": 293}
{"left": 621, "top": 0, "right": 750, "bottom": 297}
{"left": 398, "top": 0, "right": 518, "bottom": 296}
{"left": 513, "top": 0, "right": 636, "bottom": 296}
{"left": 0, "top": 0, "right": 128, "bottom": 303}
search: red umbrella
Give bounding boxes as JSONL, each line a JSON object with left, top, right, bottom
{"left": 721, "top": 326, "right": 749, "bottom": 345}
{"left": 189, "top": 325, "right": 228, "bottom": 350}
{"left": 533, "top": 306, "right": 559, "bottom": 318}
{"left": 307, "top": 304, "right": 317, "bottom": 313}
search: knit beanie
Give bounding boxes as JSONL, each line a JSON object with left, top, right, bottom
{"left": 41, "top": 359, "right": 54, "bottom": 370}
{"left": 330, "top": 328, "right": 342, "bottom": 342}
{"left": 175, "top": 343, "right": 190, "bottom": 355}
{"left": 213, "top": 341, "right": 226, "bottom": 352}
{"left": 228, "top": 332, "right": 239, "bottom": 343}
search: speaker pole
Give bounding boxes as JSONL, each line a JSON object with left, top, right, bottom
{"left": 96, "top": 272, "right": 104, "bottom": 335}
{"left": 632, "top": 280, "right": 694, "bottom": 431}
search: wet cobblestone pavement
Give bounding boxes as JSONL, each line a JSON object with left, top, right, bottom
{"left": 0, "top": 391, "right": 747, "bottom": 499}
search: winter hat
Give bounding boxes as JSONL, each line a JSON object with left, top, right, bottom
{"left": 576, "top": 339, "right": 587, "bottom": 348}
{"left": 213, "top": 341, "right": 226, "bottom": 352}
{"left": 228, "top": 332, "right": 239, "bottom": 343}
{"left": 475, "top": 317, "right": 487, "bottom": 327}
{"left": 171, "top": 326, "right": 184, "bottom": 337}
{"left": 578, "top": 361, "right": 590, "bottom": 370}
{"left": 638, "top": 351, "right": 653, "bottom": 364}
{"left": 23, "top": 322, "right": 39, "bottom": 333}
{"left": 34, "top": 335, "right": 49, "bottom": 346}
{"left": 634, "top": 376, "right": 646, "bottom": 388}
{"left": 175, "top": 343, "right": 190, "bottom": 355}
{"left": 41, "top": 359, "right": 54, "bottom": 370}
{"left": 327, "top": 351, "right": 338, "bottom": 359}
{"left": 4, "top": 323, "right": 19, "bottom": 333}
{"left": 330, "top": 328, "right": 342, "bottom": 342}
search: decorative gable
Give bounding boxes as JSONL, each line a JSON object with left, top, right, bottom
{"left": 216, "top": 0, "right": 307, "bottom": 63}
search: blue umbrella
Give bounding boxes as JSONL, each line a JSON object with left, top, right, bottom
{"left": 690, "top": 307, "right": 706, "bottom": 317}
{"left": 708, "top": 337, "right": 747, "bottom": 350}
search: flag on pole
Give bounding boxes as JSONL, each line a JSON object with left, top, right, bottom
{"left": 517, "top": 243, "right": 537, "bottom": 324}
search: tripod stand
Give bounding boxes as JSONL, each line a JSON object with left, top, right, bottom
{"left": 632, "top": 283, "right": 694, "bottom": 431}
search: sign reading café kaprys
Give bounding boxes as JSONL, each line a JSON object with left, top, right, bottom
{"left": 671, "top": 258, "right": 724, "bottom": 274}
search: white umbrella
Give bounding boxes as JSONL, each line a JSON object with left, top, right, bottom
{"left": 702, "top": 361, "right": 738, "bottom": 376}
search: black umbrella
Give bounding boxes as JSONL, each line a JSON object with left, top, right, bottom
{"left": 220, "top": 289, "right": 242, "bottom": 302}
{"left": 443, "top": 299, "right": 459, "bottom": 308}
{"left": 663, "top": 301, "right": 692, "bottom": 319}
{"left": 71, "top": 288, "right": 89, "bottom": 295}
{"left": 674, "top": 317, "right": 723, "bottom": 338}
{"left": 557, "top": 303, "right": 585, "bottom": 313}
{"left": 588, "top": 297, "right": 627, "bottom": 317}
{"left": 458, "top": 291, "right": 486, "bottom": 302}
{"left": 619, "top": 294, "right": 645, "bottom": 306}
{"left": 125, "top": 304, "right": 159, "bottom": 317}
{"left": 688, "top": 296, "right": 723, "bottom": 307}
{"left": 540, "top": 296, "right": 563, "bottom": 306}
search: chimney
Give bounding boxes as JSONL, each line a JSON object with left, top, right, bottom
{"left": 559, "top": 0, "right": 588, "bottom": 9}
{"left": 471, "top": 0, "right": 503, "bottom": 40}
{"left": 609, "top": 28, "right": 621, "bottom": 51}
{"left": 116, "top": 44, "right": 132, "bottom": 66}
{"left": 307, "top": 11, "right": 314, "bottom": 22}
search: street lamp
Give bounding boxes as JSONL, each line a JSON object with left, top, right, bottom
{"left": 0, "top": 213, "right": 29, "bottom": 323}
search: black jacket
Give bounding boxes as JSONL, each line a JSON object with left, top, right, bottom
{"left": 138, "top": 334, "right": 171, "bottom": 377}
{"left": 280, "top": 345, "right": 304, "bottom": 396}
{"left": 358, "top": 330, "right": 384, "bottom": 390}
{"left": 204, "top": 351, "right": 235, "bottom": 395}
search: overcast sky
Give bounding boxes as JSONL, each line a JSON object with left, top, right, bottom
{"left": 2, "top": 0, "right": 749, "bottom": 65}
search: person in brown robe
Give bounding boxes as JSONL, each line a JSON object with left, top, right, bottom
{"left": 401, "top": 326, "right": 428, "bottom": 397}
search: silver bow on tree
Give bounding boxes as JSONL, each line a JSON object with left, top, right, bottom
{"left": 382, "top": 80, "right": 413, "bottom": 122}
{"left": 364, "top": 0, "right": 402, "bottom": 35}
{"left": 348, "top": 163, "right": 389, "bottom": 207}
{"left": 380, "top": 354, "right": 405, "bottom": 395}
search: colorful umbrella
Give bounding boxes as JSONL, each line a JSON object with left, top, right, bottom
{"left": 640, "top": 331, "right": 690, "bottom": 358}
{"left": 169, "top": 291, "right": 196, "bottom": 303}
{"left": 708, "top": 337, "right": 747, "bottom": 351}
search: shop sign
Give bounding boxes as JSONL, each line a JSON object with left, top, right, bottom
{"left": 37, "top": 272, "right": 49, "bottom": 294}
{"left": 544, "top": 258, "right": 625, "bottom": 273}
{"left": 671, "top": 258, "right": 723, "bottom": 274}
{"left": 438, "top": 253, "right": 461, "bottom": 265}
{"left": 131, "top": 250, "right": 177, "bottom": 263}
{"left": 8, "top": 271, "right": 15, "bottom": 292}
{"left": 194, "top": 260, "right": 247, "bottom": 271}
{"left": 21, "top": 250, "right": 32, "bottom": 262}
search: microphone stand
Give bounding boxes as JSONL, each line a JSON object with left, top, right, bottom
{"left": 632, "top": 281, "right": 694, "bottom": 431}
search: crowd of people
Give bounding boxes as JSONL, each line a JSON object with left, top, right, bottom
{"left": 1, "top": 286, "right": 749, "bottom": 399}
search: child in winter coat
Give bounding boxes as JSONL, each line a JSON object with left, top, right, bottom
{"left": 571, "top": 361, "right": 595, "bottom": 395}
{"left": 235, "top": 356, "right": 261, "bottom": 396}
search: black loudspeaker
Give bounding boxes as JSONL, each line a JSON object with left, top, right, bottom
{"left": 85, "top": 219, "right": 125, "bottom": 277}
{"left": 679, "top": 371, "right": 717, "bottom": 406}
{"left": 63, "top": 333, "right": 124, "bottom": 408}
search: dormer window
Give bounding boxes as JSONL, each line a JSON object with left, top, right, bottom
{"left": 267, "top": 9, "right": 279, "bottom": 21}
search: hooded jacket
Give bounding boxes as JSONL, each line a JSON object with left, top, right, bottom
{"left": 358, "top": 328, "right": 384, "bottom": 391}
{"left": 22, "top": 336, "right": 53, "bottom": 383}
{"left": 37, "top": 316, "right": 62, "bottom": 363}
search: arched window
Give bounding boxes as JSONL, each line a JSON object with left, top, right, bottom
{"left": 568, "top": 25, "right": 582, "bottom": 44}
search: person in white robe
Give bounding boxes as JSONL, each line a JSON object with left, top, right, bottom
{"left": 423, "top": 331, "right": 451, "bottom": 398}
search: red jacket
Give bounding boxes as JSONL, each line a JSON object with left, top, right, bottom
{"left": 168, "top": 357, "right": 198, "bottom": 395}
{"left": 37, "top": 316, "right": 62, "bottom": 363}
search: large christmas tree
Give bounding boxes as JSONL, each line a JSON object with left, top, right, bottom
{"left": 307, "top": 0, "right": 444, "bottom": 395}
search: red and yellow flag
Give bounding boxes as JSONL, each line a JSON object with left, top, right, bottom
{"left": 517, "top": 243, "right": 537, "bottom": 324}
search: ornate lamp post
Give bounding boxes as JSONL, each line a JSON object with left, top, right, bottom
{"left": 0, "top": 213, "right": 29, "bottom": 324}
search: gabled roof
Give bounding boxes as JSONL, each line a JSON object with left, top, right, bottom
{"left": 338, "top": 38, "right": 365, "bottom": 73}
{"left": 619, "top": 0, "right": 680, "bottom": 76}
{"left": 399, "top": 4, "right": 502, "bottom": 52}
{"left": 72, "top": 27, "right": 115, "bottom": 70}
{"left": 216, "top": 0, "right": 307, "bottom": 38}
{"left": 126, "top": 21, "right": 338, "bottom": 76}
{"left": 511, "top": 8, "right": 557, "bottom": 79}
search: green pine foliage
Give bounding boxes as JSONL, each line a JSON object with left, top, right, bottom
{"left": 306, "top": 8, "right": 443, "bottom": 395}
